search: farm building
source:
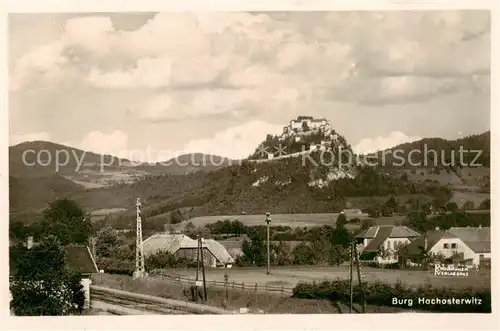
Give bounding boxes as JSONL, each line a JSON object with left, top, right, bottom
{"left": 143, "top": 232, "right": 234, "bottom": 268}
{"left": 355, "top": 225, "right": 421, "bottom": 264}
{"left": 401, "top": 226, "right": 491, "bottom": 267}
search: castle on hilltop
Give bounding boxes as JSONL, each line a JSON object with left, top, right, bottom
{"left": 280, "top": 116, "right": 337, "bottom": 143}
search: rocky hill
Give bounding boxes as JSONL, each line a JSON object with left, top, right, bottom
{"left": 9, "top": 125, "right": 490, "bottom": 233}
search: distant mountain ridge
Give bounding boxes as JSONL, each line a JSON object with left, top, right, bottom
{"left": 9, "top": 141, "right": 232, "bottom": 178}
{"left": 9, "top": 129, "right": 490, "bottom": 231}
{"left": 373, "top": 131, "right": 490, "bottom": 168}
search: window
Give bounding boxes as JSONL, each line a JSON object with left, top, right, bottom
{"left": 444, "top": 243, "right": 449, "bottom": 249}
{"left": 480, "top": 254, "right": 484, "bottom": 259}
{"left": 451, "top": 243, "right": 457, "bottom": 249}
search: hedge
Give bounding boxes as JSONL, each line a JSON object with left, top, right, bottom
{"left": 292, "top": 280, "right": 491, "bottom": 313}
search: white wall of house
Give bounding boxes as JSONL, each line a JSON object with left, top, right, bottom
{"left": 376, "top": 237, "right": 412, "bottom": 264}
{"left": 429, "top": 238, "right": 479, "bottom": 265}
{"left": 81, "top": 277, "right": 91, "bottom": 309}
{"left": 480, "top": 252, "right": 491, "bottom": 259}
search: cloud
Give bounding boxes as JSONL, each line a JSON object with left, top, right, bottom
{"left": 9, "top": 11, "right": 490, "bottom": 134}
{"left": 78, "top": 130, "right": 129, "bottom": 157}
{"left": 353, "top": 131, "right": 422, "bottom": 155}
{"left": 10, "top": 132, "right": 51, "bottom": 145}
{"left": 183, "top": 120, "right": 284, "bottom": 159}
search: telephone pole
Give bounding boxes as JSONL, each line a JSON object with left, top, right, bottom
{"left": 265, "top": 212, "right": 272, "bottom": 275}
{"left": 199, "top": 236, "right": 207, "bottom": 301}
{"left": 133, "top": 198, "right": 146, "bottom": 279}
{"left": 349, "top": 240, "right": 354, "bottom": 313}
{"left": 353, "top": 241, "right": 366, "bottom": 313}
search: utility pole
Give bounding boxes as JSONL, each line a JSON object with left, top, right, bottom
{"left": 200, "top": 237, "right": 207, "bottom": 301}
{"left": 133, "top": 198, "right": 146, "bottom": 279}
{"left": 354, "top": 241, "right": 366, "bottom": 313}
{"left": 224, "top": 273, "right": 229, "bottom": 303}
{"left": 196, "top": 235, "right": 200, "bottom": 282}
{"left": 349, "top": 240, "right": 354, "bottom": 313}
{"left": 265, "top": 212, "right": 272, "bottom": 275}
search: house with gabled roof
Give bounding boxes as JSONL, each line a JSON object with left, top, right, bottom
{"left": 355, "top": 225, "right": 420, "bottom": 264}
{"left": 143, "top": 232, "right": 234, "bottom": 268}
{"left": 64, "top": 245, "right": 99, "bottom": 309}
{"left": 401, "top": 226, "right": 490, "bottom": 267}
{"left": 448, "top": 226, "right": 490, "bottom": 266}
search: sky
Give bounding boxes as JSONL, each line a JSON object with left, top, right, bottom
{"left": 8, "top": 11, "right": 490, "bottom": 161}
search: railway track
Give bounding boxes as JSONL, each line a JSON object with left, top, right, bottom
{"left": 92, "top": 292, "right": 190, "bottom": 315}
{"left": 91, "top": 286, "right": 229, "bottom": 315}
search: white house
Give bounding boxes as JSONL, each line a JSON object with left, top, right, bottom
{"left": 355, "top": 226, "right": 421, "bottom": 264}
{"left": 64, "top": 245, "right": 100, "bottom": 309}
{"left": 448, "top": 226, "right": 491, "bottom": 266}
{"left": 403, "top": 226, "right": 490, "bottom": 267}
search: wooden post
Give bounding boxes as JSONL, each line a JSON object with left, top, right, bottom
{"left": 354, "top": 242, "right": 366, "bottom": 313}
{"left": 281, "top": 284, "right": 284, "bottom": 293}
{"left": 242, "top": 282, "right": 245, "bottom": 290}
{"left": 232, "top": 280, "right": 235, "bottom": 289}
{"left": 196, "top": 236, "right": 200, "bottom": 281}
{"left": 349, "top": 241, "right": 354, "bottom": 314}
{"left": 224, "top": 273, "right": 229, "bottom": 303}
{"left": 200, "top": 237, "right": 207, "bottom": 302}
{"left": 254, "top": 283, "right": 258, "bottom": 292}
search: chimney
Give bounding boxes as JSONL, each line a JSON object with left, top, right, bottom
{"left": 27, "top": 236, "right": 34, "bottom": 249}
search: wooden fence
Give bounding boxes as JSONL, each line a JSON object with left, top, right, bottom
{"left": 149, "top": 269, "right": 294, "bottom": 295}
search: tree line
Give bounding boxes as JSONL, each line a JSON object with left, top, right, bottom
{"left": 9, "top": 199, "right": 91, "bottom": 315}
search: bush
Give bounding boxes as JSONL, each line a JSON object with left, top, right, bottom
{"left": 292, "top": 280, "right": 491, "bottom": 312}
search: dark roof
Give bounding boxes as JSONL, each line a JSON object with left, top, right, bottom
{"left": 357, "top": 226, "right": 421, "bottom": 253}
{"left": 402, "top": 230, "right": 457, "bottom": 256}
{"left": 448, "top": 227, "right": 491, "bottom": 253}
{"left": 356, "top": 226, "right": 420, "bottom": 239}
{"left": 64, "top": 245, "right": 99, "bottom": 274}
{"left": 363, "top": 227, "right": 393, "bottom": 252}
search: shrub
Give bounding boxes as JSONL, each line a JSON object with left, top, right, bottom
{"left": 292, "top": 279, "right": 491, "bottom": 313}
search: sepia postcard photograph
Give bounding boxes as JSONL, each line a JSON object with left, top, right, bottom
{"left": 1, "top": 0, "right": 498, "bottom": 330}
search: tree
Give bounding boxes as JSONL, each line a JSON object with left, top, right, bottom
{"left": 361, "top": 219, "right": 375, "bottom": 230}
{"left": 330, "top": 244, "right": 350, "bottom": 266}
{"left": 274, "top": 241, "right": 292, "bottom": 266}
{"left": 446, "top": 202, "right": 458, "bottom": 212}
{"left": 40, "top": 199, "right": 91, "bottom": 245}
{"left": 170, "top": 210, "right": 183, "bottom": 224}
{"left": 95, "top": 227, "right": 126, "bottom": 258}
{"left": 9, "top": 236, "right": 85, "bottom": 316}
{"left": 479, "top": 198, "right": 490, "bottom": 210}
{"left": 336, "top": 212, "right": 347, "bottom": 228}
{"left": 462, "top": 201, "right": 475, "bottom": 210}
{"left": 385, "top": 196, "right": 398, "bottom": 210}
{"left": 238, "top": 239, "right": 266, "bottom": 266}
{"left": 292, "top": 242, "right": 315, "bottom": 265}
{"left": 183, "top": 222, "right": 196, "bottom": 237}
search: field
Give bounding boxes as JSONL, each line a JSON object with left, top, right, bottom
{"left": 450, "top": 191, "right": 490, "bottom": 209}
{"left": 93, "top": 273, "right": 424, "bottom": 313}
{"left": 174, "top": 213, "right": 408, "bottom": 232}
{"left": 165, "top": 265, "right": 491, "bottom": 290}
